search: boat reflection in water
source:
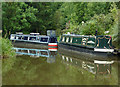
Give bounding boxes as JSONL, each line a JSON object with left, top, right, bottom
{"left": 13, "top": 47, "right": 57, "bottom": 63}
{"left": 60, "top": 53, "right": 114, "bottom": 78}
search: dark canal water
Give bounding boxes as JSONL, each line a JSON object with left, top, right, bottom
{"left": 2, "top": 46, "right": 119, "bottom": 85}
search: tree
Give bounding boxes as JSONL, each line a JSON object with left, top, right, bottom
{"left": 2, "top": 2, "right": 38, "bottom": 37}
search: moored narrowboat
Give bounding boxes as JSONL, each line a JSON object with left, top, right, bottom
{"left": 10, "top": 30, "right": 58, "bottom": 49}
{"left": 59, "top": 34, "right": 114, "bottom": 53}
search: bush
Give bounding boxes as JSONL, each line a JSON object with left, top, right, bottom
{"left": 1, "top": 38, "right": 15, "bottom": 58}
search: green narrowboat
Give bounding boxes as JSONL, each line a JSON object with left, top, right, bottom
{"left": 59, "top": 34, "right": 114, "bottom": 53}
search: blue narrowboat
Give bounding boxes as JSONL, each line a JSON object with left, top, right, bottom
{"left": 10, "top": 30, "right": 58, "bottom": 50}
{"left": 59, "top": 34, "right": 114, "bottom": 53}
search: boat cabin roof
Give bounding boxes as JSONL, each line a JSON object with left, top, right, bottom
{"left": 11, "top": 34, "right": 49, "bottom": 38}
{"left": 16, "top": 32, "right": 23, "bottom": 35}
{"left": 62, "top": 34, "right": 96, "bottom": 38}
{"left": 30, "top": 33, "right": 39, "bottom": 35}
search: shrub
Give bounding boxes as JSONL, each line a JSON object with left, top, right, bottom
{"left": 1, "top": 38, "right": 15, "bottom": 58}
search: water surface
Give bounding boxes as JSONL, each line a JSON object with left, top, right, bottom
{"left": 2, "top": 47, "right": 119, "bottom": 85}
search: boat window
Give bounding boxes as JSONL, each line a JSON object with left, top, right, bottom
{"left": 70, "top": 37, "right": 73, "bottom": 43}
{"left": 16, "top": 36, "right": 19, "bottom": 39}
{"left": 36, "top": 37, "right": 40, "bottom": 40}
{"left": 66, "top": 37, "right": 69, "bottom": 42}
{"left": 11, "top": 35, "right": 15, "bottom": 39}
{"left": 62, "top": 37, "right": 65, "bottom": 42}
{"left": 23, "top": 36, "right": 28, "bottom": 40}
{"left": 17, "top": 36, "right": 22, "bottom": 39}
{"left": 29, "top": 37, "right": 37, "bottom": 40}
{"left": 40, "top": 37, "right": 48, "bottom": 42}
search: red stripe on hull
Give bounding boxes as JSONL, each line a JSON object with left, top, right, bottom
{"left": 48, "top": 45, "right": 58, "bottom": 46}
{"left": 48, "top": 48, "right": 58, "bottom": 49}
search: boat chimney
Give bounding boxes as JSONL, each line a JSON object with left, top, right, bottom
{"left": 47, "top": 30, "right": 56, "bottom": 37}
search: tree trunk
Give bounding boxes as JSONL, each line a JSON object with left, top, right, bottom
{"left": 8, "top": 30, "right": 11, "bottom": 39}
{"left": 4, "top": 32, "right": 7, "bottom": 38}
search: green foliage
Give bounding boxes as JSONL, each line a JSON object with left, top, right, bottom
{"left": 83, "top": 2, "right": 111, "bottom": 21}
{"left": 59, "top": 2, "right": 119, "bottom": 48}
{"left": 79, "top": 13, "right": 114, "bottom": 35}
{"left": 1, "top": 38, "right": 15, "bottom": 58}
{"left": 2, "top": 2, "right": 119, "bottom": 48}
{"left": 109, "top": 3, "right": 119, "bottom": 48}
{"left": 2, "top": 2, "right": 38, "bottom": 37}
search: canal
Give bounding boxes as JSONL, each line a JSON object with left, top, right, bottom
{"left": 2, "top": 46, "right": 119, "bottom": 85}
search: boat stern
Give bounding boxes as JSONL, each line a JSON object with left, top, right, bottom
{"left": 94, "top": 35, "right": 114, "bottom": 53}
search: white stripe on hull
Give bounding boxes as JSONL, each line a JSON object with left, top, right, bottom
{"left": 94, "top": 48, "right": 114, "bottom": 52}
{"left": 48, "top": 49, "right": 57, "bottom": 51}
{"left": 94, "top": 60, "right": 114, "bottom": 64}
{"left": 48, "top": 43, "right": 57, "bottom": 45}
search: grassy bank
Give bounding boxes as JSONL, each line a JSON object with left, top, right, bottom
{"left": 0, "top": 38, "right": 15, "bottom": 58}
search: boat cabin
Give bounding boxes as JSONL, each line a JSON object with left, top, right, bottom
{"left": 10, "top": 31, "right": 57, "bottom": 43}
{"left": 11, "top": 34, "right": 49, "bottom": 43}
{"left": 59, "top": 34, "right": 114, "bottom": 52}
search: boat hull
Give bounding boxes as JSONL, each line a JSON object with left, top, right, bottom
{"left": 12, "top": 40, "right": 48, "bottom": 49}
{"left": 58, "top": 43, "right": 114, "bottom": 57}
{"left": 59, "top": 34, "right": 115, "bottom": 55}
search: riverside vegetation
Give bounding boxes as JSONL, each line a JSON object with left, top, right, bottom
{"left": 1, "top": 38, "right": 15, "bottom": 58}
{"left": 1, "top": 2, "right": 119, "bottom": 85}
